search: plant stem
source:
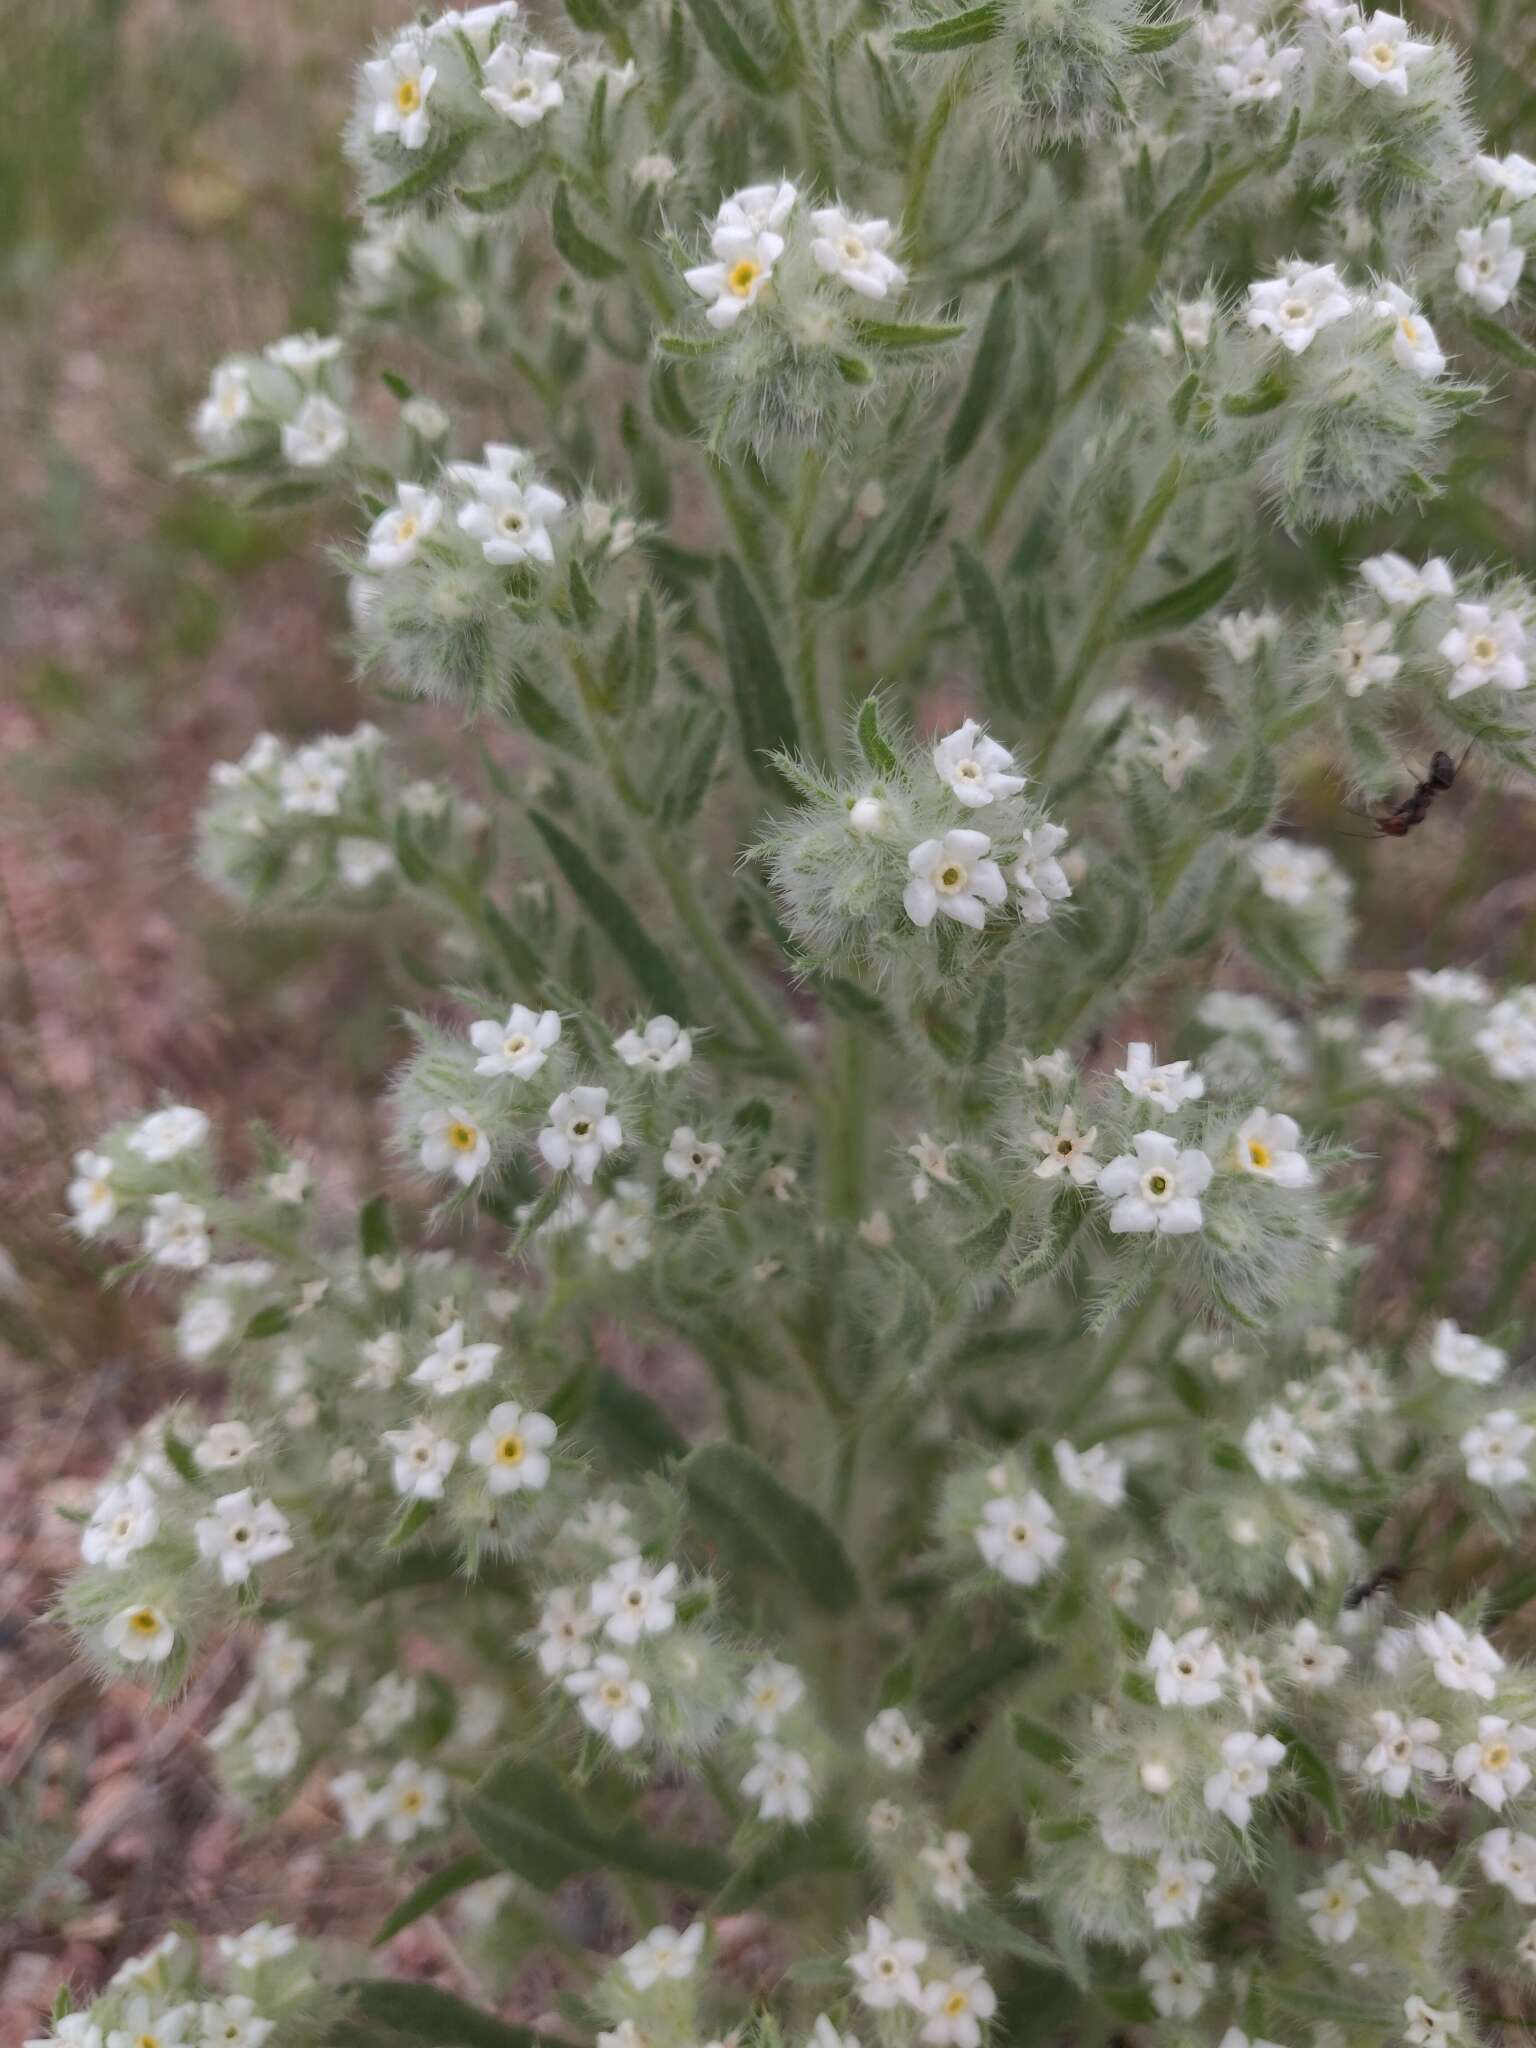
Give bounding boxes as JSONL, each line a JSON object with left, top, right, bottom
{"left": 1057, "top": 1273, "right": 1168, "bottom": 1433}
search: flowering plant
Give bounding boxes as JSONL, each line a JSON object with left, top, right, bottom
{"left": 44, "top": 1, "right": 1536, "bottom": 2044}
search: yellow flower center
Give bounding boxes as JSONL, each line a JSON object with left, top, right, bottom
{"left": 1248, "top": 1139, "right": 1273, "bottom": 1170}
{"left": 448, "top": 1122, "right": 478, "bottom": 1151}
{"left": 1400, "top": 316, "right": 1420, "bottom": 342}
{"left": 495, "top": 1432, "right": 526, "bottom": 1465}
{"left": 600, "top": 1681, "right": 626, "bottom": 1705}
{"left": 1369, "top": 39, "right": 1393, "bottom": 65}
{"left": 943, "top": 1994, "right": 970, "bottom": 2018}
{"left": 937, "top": 861, "right": 968, "bottom": 893}
{"left": 1486, "top": 1740, "right": 1512, "bottom": 1769}
{"left": 400, "top": 1788, "right": 423, "bottom": 1812}
{"left": 396, "top": 78, "right": 422, "bottom": 113}
{"left": 504, "top": 1033, "right": 530, "bottom": 1057}
{"left": 1472, "top": 633, "right": 1497, "bottom": 662}
{"left": 396, "top": 515, "right": 418, "bottom": 541}
{"left": 129, "top": 1608, "right": 161, "bottom": 1636}
{"left": 728, "top": 258, "right": 762, "bottom": 296}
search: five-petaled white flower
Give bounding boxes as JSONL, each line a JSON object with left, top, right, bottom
{"left": 742, "top": 1739, "right": 815, "bottom": 1822}
{"left": 1402, "top": 1995, "right": 1464, "bottom": 2048}
{"left": 282, "top": 394, "right": 348, "bottom": 468}
{"left": 919, "top": 1831, "right": 976, "bottom": 1910}
{"left": 622, "top": 1921, "right": 704, "bottom": 1990}
{"left": 1368, "top": 1850, "right": 1457, "bottom": 1909}
{"left": 104, "top": 1603, "right": 176, "bottom": 1664}
{"left": 904, "top": 830, "right": 1008, "bottom": 931}
{"left": 1140, "top": 1951, "right": 1214, "bottom": 2019}
{"left": 1334, "top": 616, "right": 1401, "bottom": 696}
{"left": 1361, "top": 1709, "right": 1445, "bottom": 1796}
{"left": 1281, "top": 1618, "right": 1348, "bottom": 1689}
{"left": 1231, "top": 1107, "right": 1312, "bottom": 1186}
{"left": 364, "top": 39, "right": 438, "bottom": 148}
{"left": 1012, "top": 823, "right": 1072, "bottom": 924}
{"left": 480, "top": 43, "right": 564, "bottom": 126}
{"left": 378, "top": 1758, "right": 448, "bottom": 1842}
{"left": 194, "top": 1489, "right": 293, "bottom": 1585}
{"left": 1456, "top": 217, "right": 1526, "bottom": 310}
{"left": 419, "top": 1105, "right": 491, "bottom": 1186}
{"left": 848, "top": 1917, "right": 927, "bottom": 2010}
{"left": 591, "top": 1556, "right": 679, "bottom": 1643}
{"left": 1342, "top": 10, "right": 1433, "bottom": 92}
{"left": 1030, "top": 1106, "right": 1100, "bottom": 1186}
{"left": 614, "top": 1015, "right": 692, "bottom": 1071}
{"left": 67, "top": 1148, "right": 117, "bottom": 1234}
{"left": 1217, "top": 610, "right": 1280, "bottom": 660}
{"left": 458, "top": 475, "right": 567, "bottom": 565}
{"left": 1299, "top": 1859, "right": 1369, "bottom": 1942}
{"left": 736, "top": 1660, "right": 806, "bottom": 1733}
{"left": 367, "top": 484, "right": 442, "bottom": 570}
{"left": 1476, "top": 151, "right": 1536, "bottom": 200}
{"left": 1147, "top": 1626, "right": 1226, "bottom": 1706}
{"left": 468, "top": 1400, "right": 556, "bottom": 1494}
{"left": 199, "top": 1997, "right": 275, "bottom": 2048}
{"left": 1430, "top": 1317, "right": 1505, "bottom": 1385}
{"left": 865, "top": 1706, "right": 924, "bottom": 1772}
{"left": 143, "top": 1192, "right": 211, "bottom": 1271}
{"left": 248, "top": 1706, "right": 302, "bottom": 1781}
{"left": 411, "top": 1320, "right": 501, "bottom": 1396}
{"left": 1462, "top": 1409, "right": 1535, "bottom": 1490}
{"left": 1052, "top": 1440, "right": 1125, "bottom": 1507}
{"left": 539, "top": 1086, "right": 623, "bottom": 1183}
{"left": 1244, "top": 1404, "right": 1316, "bottom": 1483}
{"left": 1114, "top": 1042, "right": 1206, "bottom": 1113}
{"left": 663, "top": 1125, "right": 725, "bottom": 1189}
{"left": 1374, "top": 282, "right": 1446, "bottom": 378}
{"left": 1479, "top": 1827, "right": 1536, "bottom": 1904}
{"left": 1143, "top": 715, "right": 1211, "bottom": 790}
{"left": 1417, "top": 1611, "right": 1503, "bottom": 1697}
{"left": 130, "top": 1105, "right": 209, "bottom": 1162}
{"left": 684, "top": 224, "right": 784, "bottom": 329}
{"left": 919, "top": 1967, "right": 996, "bottom": 2048}
{"left": 1361, "top": 552, "right": 1455, "bottom": 607}
{"left": 588, "top": 1185, "right": 653, "bottom": 1270}
{"left": 932, "top": 719, "right": 1027, "bottom": 808}
{"left": 974, "top": 1491, "right": 1066, "bottom": 1585}
{"left": 1203, "top": 1728, "right": 1286, "bottom": 1828}
{"left": 1098, "top": 1131, "right": 1213, "bottom": 1236}
{"left": 383, "top": 1418, "right": 459, "bottom": 1499}
{"left": 809, "top": 207, "right": 907, "bottom": 299}
{"left": 565, "top": 1653, "right": 650, "bottom": 1749}
{"left": 470, "top": 1003, "right": 562, "bottom": 1079}
{"left": 83, "top": 1474, "right": 160, "bottom": 1570}
{"left": 1453, "top": 1714, "right": 1536, "bottom": 1808}
{"left": 1215, "top": 33, "right": 1303, "bottom": 103}
{"left": 1438, "top": 602, "right": 1528, "bottom": 698}
{"left": 1246, "top": 261, "right": 1356, "bottom": 353}
{"left": 1146, "top": 1850, "right": 1217, "bottom": 1929}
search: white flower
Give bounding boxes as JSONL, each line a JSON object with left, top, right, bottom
{"left": 366, "top": 484, "right": 442, "bottom": 570}
{"left": 1243, "top": 1404, "right": 1316, "bottom": 1482}
{"left": 1204, "top": 1728, "right": 1285, "bottom": 1827}
{"left": 1409, "top": 966, "right": 1489, "bottom": 1005}
{"left": 218, "top": 1922, "right": 297, "bottom": 1968}
{"left": 631, "top": 152, "right": 677, "bottom": 189}
{"left": 809, "top": 207, "right": 907, "bottom": 299}
{"left": 364, "top": 39, "right": 438, "bottom": 148}
{"left": 104, "top": 1603, "right": 176, "bottom": 1664}
{"left": 1281, "top": 1618, "right": 1348, "bottom": 1689}
{"left": 279, "top": 744, "right": 348, "bottom": 815}
{"left": 1480, "top": 1826, "right": 1536, "bottom": 1904}
{"left": 1231, "top": 1107, "right": 1312, "bottom": 1187}
{"left": 736, "top": 1660, "right": 806, "bottom": 1734}
{"left": 1456, "top": 217, "right": 1526, "bottom": 310}
{"left": 932, "top": 719, "right": 1026, "bottom": 807}
{"left": 1453, "top": 1714, "right": 1536, "bottom": 1808}
{"left": 419, "top": 1105, "right": 491, "bottom": 1186}
{"left": 1249, "top": 839, "right": 1341, "bottom": 908}
{"left": 1146, "top": 1850, "right": 1217, "bottom": 1929}
{"left": 458, "top": 476, "right": 566, "bottom": 564}
{"left": 1298, "top": 1860, "right": 1369, "bottom": 1942}
{"left": 1462, "top": 1409, "right": 1534, "bottom": 1489}
{"left": 253, "top": 1622, "right": 311, "bottom": 1701}
{"left": 1334, "top": 615, "right": 1401, "bottom": 696}
{"left": 1146, "top": 1626, "right": 1226, "bottom": 1707}
{"left": 264, "top": 332, "right": 342, "bottom": 375}
{"left": 1476, "top": 151, "right": 1536, "bottom": 201}
{"left": 198, "top": 1998, "right": 274, "bottom": 2048}
{"left": 401, "top": 395, "right": 450, "bottom": 438}
{"left": 1052, "top": 1440, "right": 1125, "bottom": 1507}
{"left": 1215, "top": 33, "right": 1303, "bottom": 102}
{"left": 539, "top": 1086, "right": 622, "bottom": 1183}
{"left": 684, "top": 224, "right": 784, "bottom": 329}
{"left": 195, "top": 362, "right": 253, "bottom": 453}
{"left": 129, "top": 1105, "right": 209, "bottom": 1162}
{"left": 1438, "top": 602, "right": 1528, "bottom": 698}
{"left": 919, "top": 1967, "right": 996, "bottom": 2048}
{"left": 919, "top": 1831, "right": 976, "bottom": 1910}
{"left": 847, "top": 1917, "right": 927, "bottom": 2010}
{"left": 281, "top": 394, "right": 348, "bottom": 468}
{"left": 591, "top": 1556, "right": 679, "bottom": 1644}
{"left": 196, "top": 1421, "right": 260, "bottom": 1472}
{"left": 1020, "top": 1046, "right": 1073, "bottom": 1088}
{"left": 1362, "top": 1020, "right": 1437, "bottom": 1086}
{"left": 742, "top": 1739, "right": 815, "bottom": 1823}
{"left": 67, "top": 1150, "right": 116, "bottom": 1233}
{"left": 248, "top": 1706, "right": 302, "bottom": 1780}
{"left": 194, "top": 1489, "right": 293, "bottom": 1585}
{"left": 1114, "top": 1041, "right": 1206, "bottom": 1112}
{"left": 1361, "top": 552, "right": 1455, "bottom": 607}
{"left": 1477, "top": 992, "right": 1536, "bottom": 1082}
{"left": 865, "top": 1706, "right": 924, "bottom": 1772}
{"left": 108, "top": 1934, "right": 183, "bottom": 1991}
{"left": 1140, "top": 1952, "right": 1214, "bottom": 2019}
{"left": 177, "top": 1293, "right": 235, "bottom": 1363}
{"left": 536, "top": 1588, "right": 597, "bottom": 1675}
{"left": 1374, "top": 281, "right": 1446, "bottom": 378}
{"left": 103, "top": 2000, "right": 194, "bottom": 2048}
{"left": 1098, "top": 1131, "right": 1213, "bottom": 1236}
{"left": 466, "top": 1003, "right": 561, "bottom": 1081}
{"left": 1246, "top": 261, "right": 1356, "bottom": 353}
{"left": 1217, "top": 609, "right": 1281, "bottom": 660}
{"left": 622, "top": 1922, "right": 704, "bottom": 1989}
{"left": 1430, "top": 1317, "right": 1505, "bottom": 1385}
{"left": 974, "top": 1491, "right": 1066, "bottom": 1585}
{"left": 480, "top": 42, "right": 564, "bottom": 125}
{"left": 410, "top": 1320, "right": 501, "bottom": 1396}
{"left": 142, "top": 1192, "right": 211, "bottom": 1271}
{"left": 1029, "top": 1106, "right": 1100, "bottom": 1186}
{"left": 337, "top": 838, "right": 393, "bottom": 890}
{"left": 614, "top": 1015, "right": 692, "bottom": 1071}
{"left": 1142, "top": 715, "right": 1210, "bottom": 790}
{"left": 383, "top": 1418, "right": 459, "bottom": 1499}
{"left": 1403, "top": 1996, "right": 1464, "bottom": 2047}
{"left": 354, "top": 1331, "right": 404, "bottom": 1392}
{"left": 663, "top": 1125, "right": 725, "bottom": 1189}
{"left": 1342, "top": 9, "right": 1433, "bottom": 92}
{"left": 468, "top": 1400, "right": 557, "bottom": 1494}
{"left": 1361, "top": 1709, "right": 1445, "bottom": 1795}
{"left": 1230, "top": 1649, "right": 1275, "bottom": 1720}
{"left": 1365, "top": 1850, "right": 1457, "bottom": 1910}
{"left": 1416, "top": 1611, "right": 1504, "bottom": 1697}
{"left": 1012, "top": 823, "right": 1072, "bottom": 924}
{"left": 565, "top": 1652, "right": 650, "bottom": 1749}
{"left": 904, "top": 830, "right": 1007, "bottom": 931}
{"left": 588, "top": 1187, "right": 653, "bottom": 1270}
{"left": 717, "top": 180, "right": 799, "bottom": 234}
{"left": 379, "top": 1758, "right": 448, "bottom": 1843}
{"left": 909, "top": 1131, "right": 957, "bottom": 1201}
{"left": 83, "top": 1474, "right": 160, "bottom": 1569}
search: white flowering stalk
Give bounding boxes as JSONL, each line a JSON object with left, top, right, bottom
{"left": 40, "top": 3, "right": 1536, "bottom": 2047}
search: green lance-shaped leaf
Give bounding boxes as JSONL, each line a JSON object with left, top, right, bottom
{"left": 456, "top": 157, "right": 543, "bottom": 214}
{"left": 365, "top": 136, "right": 470, "bottom": 211}
{"left": 849, "top": 318, "right": 967, "bottom": 351}
{"left": 681, "top": 0, "right": 777, "bottom": 93}
{"left": 369, "top": 1853, "right": 497, "bottom": 1948}
{"left": 950, "top": 542, "right": 1023, "bottom": 714}
{"left": 848, "top": 461, "right": 941, "bottom": 600}
{"left": 854, "top": 694, "right": 901, "bottom": 777}
{"left": 682, "top": 1441, "right": 860, "bottom": 1613}
{"left": 359, "top": 1194, "right": 394, "bottom": 1260}
{"left": 509, "top": 671, "right": 588, "bottom": 755}
{"left": 348, "top": 1981, "right": 549, "bottom": 2048}
{"left": 588, "top": 1366, "right": 690, "bottom": 1470}
{"left": 714, "top": 1814, "right": 864, "bottom": 1911}
{"left": 893, "top": 3, "right": 1003, "bottom": 52}
{"left": 551, "top": 182, "right": 625, "bottom": 279}
{"left": 529, "top": 810, "right": 692, "bottom": 1018}
{"left": 715, "top": 555, "right": 802, "bottom": 782}
{"left": 1118, "top": 552, "right": 1240, "bottom": 637}
{"left": 467, "top": 1758, "right": 733, "bottom": 1891}
{"left": 657, "top": 704, "right": 726, "bottom": 825}
{"left": 1464, "top": 309, "right": 1536, "bottom": 372}
{"left": 945, "top": 283, "right": 1016, "bottom": 468}
{"left": 1125, "top": 14, "right": 1192, "bottom": 51}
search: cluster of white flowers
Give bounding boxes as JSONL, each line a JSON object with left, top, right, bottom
{"left": 22, "top": 1923, "right": 324, "bottom": 2048}
{"left": 192, "top": 331, "right": 351, "bottom": 470}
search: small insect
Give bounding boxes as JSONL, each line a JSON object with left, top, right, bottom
{"left": 1350, "top": 739, "right": 1475, "bottom": 839}
{"left": 1342, "top": 1562, "right": 1410, "bottom": 1610}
